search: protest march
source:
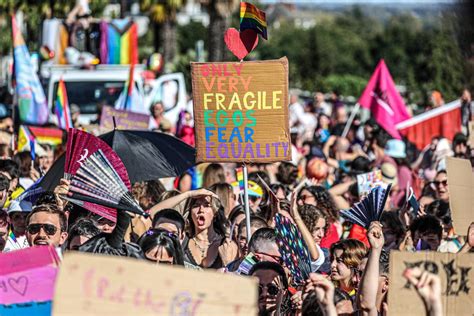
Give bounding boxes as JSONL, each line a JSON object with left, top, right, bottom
{"left": 0, "top": 1, "right": 473, "bottom": 316}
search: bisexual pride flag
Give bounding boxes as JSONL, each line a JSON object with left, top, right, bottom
{"left": 12, "top": 15, "right": 49, "bottom": 125}
{"left": 240, "top": 2, "right": 268, "bottom": 40}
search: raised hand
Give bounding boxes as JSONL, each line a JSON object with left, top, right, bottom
{"left": 403, "top": 267, "right": 442, "bottom": 316}
{"left": 367, "top": 221, "right": 384, "bottom": 251}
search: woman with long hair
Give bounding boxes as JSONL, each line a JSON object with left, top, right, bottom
{"left": 202, "top": 163, "right": 225, "bottom": 188}
{"left": 297, "top": 185, "right": 342, "bottom": 249}
{"left": 182, "top": 194, "right": 238, "bottom": 269}
{"left": 138, "top": 228, "right": 185, "bottom": 265}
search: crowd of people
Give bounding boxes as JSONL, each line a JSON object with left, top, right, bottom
{"left": 0, "top": 88, "right": 473, "bottom": 316}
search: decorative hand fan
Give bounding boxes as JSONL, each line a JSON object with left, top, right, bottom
{"left": 63, "top": 149, "right": 145, "bottom": 216}
{"left": 341, "top": 184, "right": 392, "bottom": 229}
{"left": 63, "top": 129, "right": 145, "bottom": 220}
{"left": 274, "top": 213, "right": 312, "bottom": 286}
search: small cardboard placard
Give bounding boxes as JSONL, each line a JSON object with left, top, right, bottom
{"left": 191, "top": 58, "right": 291, "bottom": 163}
{"left": 0, "top": 246, "right": 59, "bottom": 305}
{"left": 356, "top": 170, "right": 385, "bottom": 198}
{"left": 100, "top": 106, "right": 150, "bottom": 132}
{"left": 388, "top": 251, "right": 474, "bottom": 316}
{"left": 53, "top": 252, "right": 258, "bottom": 316}
{"left": 446, "top": 157, "right": 474, "bottom": 234}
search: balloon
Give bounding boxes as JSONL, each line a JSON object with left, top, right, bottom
{"left": 306, "top": 158, "right": 328, "bottom": 180}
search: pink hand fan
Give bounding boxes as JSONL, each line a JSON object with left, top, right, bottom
{"left": 63, "top": 129, "right": 144, "bottom": 220}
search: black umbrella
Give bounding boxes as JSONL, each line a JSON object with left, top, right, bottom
{"left": 39, "top": 130, "right": 196, "bottom": 191}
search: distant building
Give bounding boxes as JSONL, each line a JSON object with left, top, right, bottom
{"left": 266, "top": 3, "right": 316, "bottom": 29}
{"left": 177, "top": 0, "right": 209, "bottom": 26}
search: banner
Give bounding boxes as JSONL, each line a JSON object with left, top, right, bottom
{"left": 388, "top": 251, "right": 474, "bottom": 316}
{"left": 397, "top": 100, "right": 461, "bottom": 150}
{"left": 100, "top": 106, "right": 150, "bottom": 132}
{"left": 53, "top": 252, "right": 258, "bottom": 315}
{"left": 191, "top": 58, "right": 290, "bottom": 163}
{"left": 446, "top": 157, "right": 474, "bottom": 234}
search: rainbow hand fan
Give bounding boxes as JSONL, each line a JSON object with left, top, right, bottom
{"left": 64, "top": 149, "right": 144, "bottom": 216}
{"left": 274, "top": 213, "right": 312, "bottom": 286}
{"left": 341, "top": 184, "right": 392, "bottom": 229}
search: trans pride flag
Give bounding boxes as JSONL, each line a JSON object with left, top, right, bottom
{"left": 12, "top": 15, "right": 49, "bottom": 125}
{"left": 240, "top": 2, "right": 268, "bottom": 40}
{"left": 55, "top": 78, "right": 72, "bottom": 130}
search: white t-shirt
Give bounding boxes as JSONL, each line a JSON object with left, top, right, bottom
{"left": 310, "top": 244, "right": 325, "bottom": 272}
{"left": 3, "top": 234, "right": 29, "bottom": 252}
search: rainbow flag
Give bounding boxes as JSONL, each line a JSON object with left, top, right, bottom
{"left": 55, "top": 78, "right": 72, "bottom": 130}
{"left": 240, "top": 2, "right": 268, "bottom": 40}
{"left": 99, "top": 19, "right": 138, "bottom": 65}
{"left": 236, "top": 167, "right": 244, "bottom": 191}
{"left": 12, "top": 15, "right": 49, "bottom": 124}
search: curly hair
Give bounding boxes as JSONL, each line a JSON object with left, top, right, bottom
{"left": 299, "top": 185, "right": 339, "bottom": 222}
{"left": 298, "top": 204, "right": 328, "bottom": 234}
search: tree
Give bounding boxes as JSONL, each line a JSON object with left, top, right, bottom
{"left": 201, "top": 0, "right": 239, "bottom": 62}
{"left": 140, "top": 0, "right": 186, "bottom": 65}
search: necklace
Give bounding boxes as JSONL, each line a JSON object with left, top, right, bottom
{"left": 192, "top": 236, "right": 221, "bottom": 259}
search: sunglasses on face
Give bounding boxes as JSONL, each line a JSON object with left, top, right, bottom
{"left": 259, "top": 283, "right": 281, "bottom": 297}
{"left": 433, "top": 180, "right": 448, "bottom": 187}
{"left": 27, "top": 223, "right": 58, "bottom": 235}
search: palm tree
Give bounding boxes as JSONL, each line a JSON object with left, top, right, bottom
{"left": 201, "top": 0, "right": 239, "bottom": 62}
{"left": 141, "top": 0, "right": 185, "bottom": 65}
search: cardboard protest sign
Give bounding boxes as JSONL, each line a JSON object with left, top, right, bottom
{"left": 356, "top": 170, "right": 385, "bottom": 197}
{"left": 0, "top": 246, "right": 59, "bottom": 309}
{"left": 191, "top": 58, "right": 291, "bottom": 163}
{"left": 388, "top": 251, "right": 474, "bottom": 316}
{"left": 100, "top": 106, "right": 150, "bottom": 132}
{"left": 446, "top": 157, "right": 474, "bottom": 234}
{"left": 53, "top": 252, "right": 258, "bottom": 316}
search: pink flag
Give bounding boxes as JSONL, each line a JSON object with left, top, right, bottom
{"left": 358, "top": 59, "right": 411, "bottom": 139}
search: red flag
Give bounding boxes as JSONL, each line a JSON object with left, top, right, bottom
{"left": 358, "top": 59, "right": 411, "bottom": 139}
{"left": 397, "top": 100, "right": 461, "bottom": 150}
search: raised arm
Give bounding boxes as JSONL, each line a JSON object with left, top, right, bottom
{"left": 358, "top": 221, "right": 384, "bottom": 316}
{"left": 329, "top": 180, "right": 355, "bottom": 210}
{"left": 148, "top": 189, "right": 218, "bottom": 218}
{"left": 290, "top": 191, "right": 320, "bottom": 262}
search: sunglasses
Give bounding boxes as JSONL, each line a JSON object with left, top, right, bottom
{"left": 259, "top": 283, "right": 281, "bottom": 297}
{"left": 27, "top": 223, "right": 58, "bottom": 235}
{"left": 433, "top": 180, "right": 448, "bottom": 187}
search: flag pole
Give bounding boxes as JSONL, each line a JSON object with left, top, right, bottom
{"left": 242, "top": 163, "right": 252, "bottom": 245}
{"left": 342, "top": 102, "right": 360, "bottom": 138}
